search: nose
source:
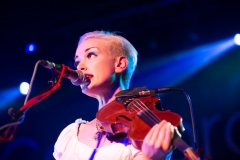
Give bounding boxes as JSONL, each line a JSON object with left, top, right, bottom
{"left": 77, "top": 61, "right": 87, "bottom": 71}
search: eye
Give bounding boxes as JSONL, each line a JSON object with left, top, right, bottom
{"left": 74, "top": 61, "right": 79, "bottom": 69}
{"left": 87, "top": 52, "right": 96, "bottom": 59}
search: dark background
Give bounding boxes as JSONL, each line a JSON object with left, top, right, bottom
{"left": 0, "top": 0, "right": 240, "bottom": 159}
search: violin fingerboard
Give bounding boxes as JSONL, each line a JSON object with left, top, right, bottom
{"left": 137, "top": 110, "right": 160, "bottom": 127}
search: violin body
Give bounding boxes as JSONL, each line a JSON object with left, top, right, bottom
{"left": 96, "top": 96, "right": 185, "bottom": 149}
{"left": 97, "top": 95, "right": 201, "bottom": 160}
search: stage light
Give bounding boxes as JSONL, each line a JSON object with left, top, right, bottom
{"left": 132, "top": 37, "right": 235, "bottom": 88}
{"left": 20, "top": 82, "right": 29, "bottom": 95}
{"left": 234, "top": 34, "right": 240, "bottom": 46}
{"left": 26, "top": 43, "right": 36, "bottom": 53}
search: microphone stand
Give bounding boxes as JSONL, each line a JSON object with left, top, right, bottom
{"left": 0, "top": 69, "right": 63, "bottom": 143}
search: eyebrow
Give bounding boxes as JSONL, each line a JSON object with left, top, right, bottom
{"left": 74, "top": 47, "right": 97, "bottom": 60}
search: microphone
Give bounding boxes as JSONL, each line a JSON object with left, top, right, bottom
{"left": 40, "top": 60, "right": 86, "bottom": 86}
{"left": 115, "top": 86, "right": 183, "bottom": 98}
{"left": 138, "top": 87, "right": 183, "bottom": 96}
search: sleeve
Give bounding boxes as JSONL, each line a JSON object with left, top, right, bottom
{"left": 53, "top": 123, "right": 77, "bottom": 160}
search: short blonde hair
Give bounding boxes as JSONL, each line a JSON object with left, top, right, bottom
{"left": 78, "top": 31, "right": 138, "bottom": 89}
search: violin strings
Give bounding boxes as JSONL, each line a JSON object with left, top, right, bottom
{"left": 134, "top": 99, "right": 160, "bottom": 123}
{"left": 130, "top": 99, "right": 160, "bottom": 126}
{"left": 130, "top": 99, "right": 155, "bottom": 121}
{"left": 135, "top": 99, "right": 161, "bottom": 124}
{"left": 131, "top": 100, "right": 160, "bottom": 126}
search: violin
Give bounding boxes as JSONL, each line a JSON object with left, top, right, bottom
{"left": 96, "top": 88, "right": 200, "bottom": 160}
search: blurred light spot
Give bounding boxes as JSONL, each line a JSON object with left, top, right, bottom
{"left": 234, "top": 34, "right": 240, "bottom": 46}
{"left": 26, "top": 43, "right": 36, "bottom": 53}
{"left": 20, "top": 82, "right": 29, "bottom": 95}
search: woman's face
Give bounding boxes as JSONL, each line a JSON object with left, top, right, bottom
{"left": 74, "top": 38, "right": 117, "bottom": 96}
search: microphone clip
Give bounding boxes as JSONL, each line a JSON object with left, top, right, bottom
{"left": 8, "top": 108, "right": 25, "bottom": 122}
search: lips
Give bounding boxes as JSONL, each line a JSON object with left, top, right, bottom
{"left": 84, "top": 73, "right": 93, "bottom": 78}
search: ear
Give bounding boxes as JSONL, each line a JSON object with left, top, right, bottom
{"left": 115, "top": 56, "right": 128, "bottom": 74}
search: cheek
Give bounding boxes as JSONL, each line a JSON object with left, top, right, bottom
{"left": 99, "top": 67, "right": 115, "bottom": 82}
{"left": 98, "top": 64, "right": 116, "bottom": 83}
{"left": 96, "top": 59, "right": 115, "bottom": 73}
{"left": 89, "top": 58, "right": 116, "bottom": 82}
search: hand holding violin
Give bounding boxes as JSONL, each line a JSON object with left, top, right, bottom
{"left": 141, "top": 120, "right": 176, "bottom": 160}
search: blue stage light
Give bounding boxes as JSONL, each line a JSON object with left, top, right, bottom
{"left": 20, "top": 82, "right": 29, "bottom": 95}
{"left": 132, "top": 37, "right": 235, "bottom": 88}
{"left": 26, "top": 43, "right": 36, "bottom": 53}
{"left": 234, "top": 34, "right": 240, "bottom": 46}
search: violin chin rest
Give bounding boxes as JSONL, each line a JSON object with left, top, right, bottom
{"left": 106, "top": 132, "right": 127, "bottom": 142}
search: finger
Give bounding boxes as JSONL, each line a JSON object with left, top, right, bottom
{"left": 144, "top": 124, "right": 157, "bottom": 145}
{"left": 162, "top": 123, "right": 174, "bottom": 151}
{"left": 148, "top": 122, "right": 165, "bottom": 146}
{"left": 155, "top": 121, "right": 168, "bottom": 148}
{"left": 144, "top": 120, "right": 167, "bottom": 145}
{"left": 151, "top": 120, "right": 168, "bottom": 145}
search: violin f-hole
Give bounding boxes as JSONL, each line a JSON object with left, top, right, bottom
{"left": 116, "top": 115, "right": 132, "bottom": 121}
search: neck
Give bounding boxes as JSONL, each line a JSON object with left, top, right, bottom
{"left": 96, "top": 86, "right": 122, "bottom": 110}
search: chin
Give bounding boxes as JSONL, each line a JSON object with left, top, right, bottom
{"left": 81, "top": 84, "right": 110, "bottom": 97}
{"left": 81, "top": 84, "right": 98, "bottom": 97}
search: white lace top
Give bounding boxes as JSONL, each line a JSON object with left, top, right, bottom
{"left": 53, "top": 119, "right": 143, "bottom": 160}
